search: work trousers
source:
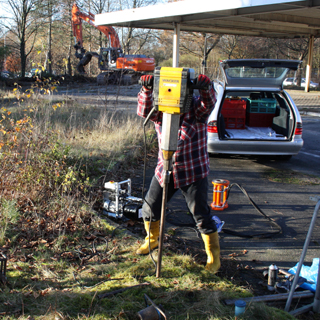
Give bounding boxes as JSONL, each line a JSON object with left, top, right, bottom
{"left": 142, "top": 175, "right": 217, "bottom": 234}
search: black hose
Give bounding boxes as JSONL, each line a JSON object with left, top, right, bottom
{"left": 221, "top": 183, "right": 282, "bottom": 238}
{"left": 166, "top": 183, "right": 282, "bottom": 239}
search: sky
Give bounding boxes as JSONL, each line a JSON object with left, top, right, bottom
{"left": 0, "top": 3, "right": 11, "bottom": 31}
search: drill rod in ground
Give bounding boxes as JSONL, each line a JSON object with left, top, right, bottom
{"left": 156, "top": 113, "right": 179, "bottom": 278}
{"left": 156, "top": 169, "right": 170, "bottom": 278}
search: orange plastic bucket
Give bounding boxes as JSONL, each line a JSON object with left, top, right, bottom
{"left": 211, "top": 179, "right": 230, "bottom": 211}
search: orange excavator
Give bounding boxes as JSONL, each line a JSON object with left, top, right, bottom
{"left": 71, "top": 2, "right": 155, "bottom": 84}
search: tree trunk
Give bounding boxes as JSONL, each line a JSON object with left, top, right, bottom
{"left": 20, "top": 35, "right": 26, "bottom": 78}
{"left": 46, "top": 11, "right": 53, "bottom": 75}
{"left": 295, "top": 53, "right": 304, "bottom": 86}
{"left": 201, "top": 34, "right": 207, "bottom": 74}
{"left": 45, "top": 17, "right": 53, "bottom": 74}
{"left": 67, "top": 44, "right": 72, "bottom": 76}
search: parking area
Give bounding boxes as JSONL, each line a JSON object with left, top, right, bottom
{"left": 209, "top": 155, "right": 320, "bottom": 268}
{"left": 53, "top": 83, "right": 320, "bottom": 114}
{"left": 157, "top": 153, "right": 320, "bottom": 271}
{"left": 288, "top": 90, "right": 320, "bottom": 114}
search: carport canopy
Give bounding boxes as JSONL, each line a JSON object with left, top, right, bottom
{"left": 95, "top": 0, "right": 320, "bottom": 91}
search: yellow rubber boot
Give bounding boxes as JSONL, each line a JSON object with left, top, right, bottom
{"left": 201, "top": 232, "right": 221, "bottom": 273}
{"left": 136, "top": 220, "right": 160, "bottom": 255}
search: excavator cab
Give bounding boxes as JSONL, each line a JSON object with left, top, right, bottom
{"left": 98, "top": 48, "right": 123, "bottom": 71}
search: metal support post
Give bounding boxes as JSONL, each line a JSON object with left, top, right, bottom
{"left": 305, "top": 35, "right": 314, "bottom": 93}
{"left": 172, "top": 23, "right": 180, "bottom": 68}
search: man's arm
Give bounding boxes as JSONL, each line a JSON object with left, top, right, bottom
{"left": 137, "top": 89, "right": 153, "bottom": 118}
{"left": 137, "top": 75, "right": 161, "bottom": 122}
{"left": 194, "top": 77, "right": 217, "bottom": 122}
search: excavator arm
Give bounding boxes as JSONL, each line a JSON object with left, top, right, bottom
{"left": 71, "top": 2, "right": 122, "bottom": 73}
{"left": 72, "top": 2, "right": 121, "bottom": 51}
{"left": 71, "top": 2, "right": 155, "bottom": 79}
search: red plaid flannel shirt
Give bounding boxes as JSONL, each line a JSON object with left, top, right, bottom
{"left": 137, "top": 86, "right": 216, "bottom": 188}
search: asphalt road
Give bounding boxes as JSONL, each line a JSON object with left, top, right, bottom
{"left": 286, "top": 116, "right": 320, "bottom": 177}
{"left": 164, "top": 115, "right": 320, "bottom": 270}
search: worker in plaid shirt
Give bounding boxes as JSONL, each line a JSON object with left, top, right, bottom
{"left": 136, "top": 74, "right": 221, "bottom": 273}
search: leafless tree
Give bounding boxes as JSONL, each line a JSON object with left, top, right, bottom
{"left": 43, "top": 0, "right": 59, "bottom": 74}
{"left": 218, "top": 35, "right": 241, "bottom": 59}
{"left": 4, "top": 0, "right": 45, "bottom": 77}
{"left": 177, "top": 32, "right": 220, "bottom": 74}
{"left": 83, "top": 0, "right": 114, "bottom": 48}
{"left": 218, "top": 35, "right": 277, "bottom": 59}
{"left": 57, "top": 0, "right": 75, "bottom": 76}
{"left": 269, "top": 38, "right": 310, "bottom": 83}
{"left": 117, "top": 0, "right": 158, "bottom": 55}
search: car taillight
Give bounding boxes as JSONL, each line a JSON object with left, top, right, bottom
{"left": 208, "top": 121, "right": 218, "bottom": 133}
{"left": 294, "top": 122, "right": 303, "bottom": 136}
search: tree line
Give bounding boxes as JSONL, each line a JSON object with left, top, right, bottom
{"left": 1, "top": 0, "right": 320, "bottom": 80}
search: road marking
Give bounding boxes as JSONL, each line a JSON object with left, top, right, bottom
{"left": 299, "top": 151, "right": 320, "bottom": 159}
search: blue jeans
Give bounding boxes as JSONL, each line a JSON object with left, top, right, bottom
{"left": 142, "top": 175, "right": 217, "bottom": 234}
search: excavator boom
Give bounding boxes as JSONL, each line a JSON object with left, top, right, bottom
{"left": 72, "top": 3, "right": 120, "bottom": 49}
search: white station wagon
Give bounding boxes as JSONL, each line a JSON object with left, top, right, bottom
{"left": 207, "top": 59, "right": 304, "bottom": 160}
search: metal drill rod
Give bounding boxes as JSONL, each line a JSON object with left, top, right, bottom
{"left": 156, "top": 169, "right": 170, "bottom": 278}
{"left": 285, "top": 199, "right": 320, "bottom": 312}
{"left": 156, "top": 113, "right": 180, "bottom": 278}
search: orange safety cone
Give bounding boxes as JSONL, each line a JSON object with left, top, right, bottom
{"left": 211, "top": 179, "right": 230, "bottom": 211}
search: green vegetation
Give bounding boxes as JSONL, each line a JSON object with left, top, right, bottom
{"left": 0, "top": 199, "right": 19, "bottom": 246}
{"left": 0, "top": 85, "right": 299, "bottom": 319}
{"left": 265, "top": 169, "right": 320, "bottom": 185}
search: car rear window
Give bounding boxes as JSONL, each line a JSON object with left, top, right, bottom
{"left": 226, "top": 66, "right": 288, "bottom": 79}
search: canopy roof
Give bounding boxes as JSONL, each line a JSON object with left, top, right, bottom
{"left": 95, "top": 0, "right": 320, "bottom": 39}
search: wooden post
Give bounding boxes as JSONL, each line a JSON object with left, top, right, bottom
{"left": 305, "top": 35, "right": 314, "bottom": 93}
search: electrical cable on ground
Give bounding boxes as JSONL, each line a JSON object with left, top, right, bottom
{"left": 222, "top": 183, "right": 282, "bottom": 238}
{"left": 165, "top": 184, "right": 282, "bottom": 239}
